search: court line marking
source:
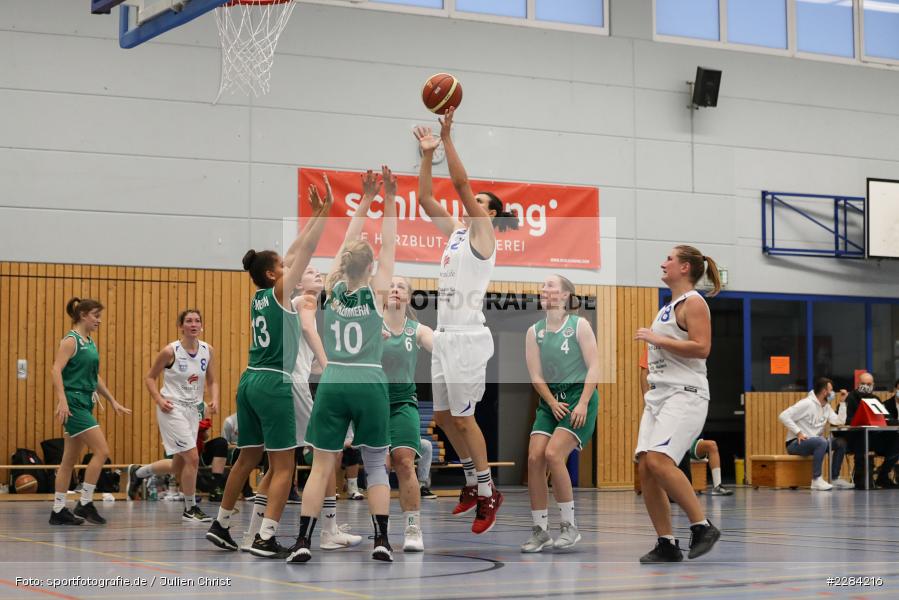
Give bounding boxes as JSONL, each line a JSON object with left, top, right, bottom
{"left": 0, "top": 534, "right": 371, "bottom": 600}
{"left": 0, "top": 579, "right": 79, "bottom": 600}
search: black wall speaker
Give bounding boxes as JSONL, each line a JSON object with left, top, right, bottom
{"left": 692, "top": 67, "right": 722, "bottom": 107}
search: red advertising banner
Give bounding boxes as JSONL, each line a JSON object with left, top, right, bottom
{"left": 297, "top": 168, "right": 600, "bottom": 269}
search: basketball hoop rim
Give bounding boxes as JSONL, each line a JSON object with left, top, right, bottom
{"left": 224, "top": 0, "right": 291, "bottom": 6}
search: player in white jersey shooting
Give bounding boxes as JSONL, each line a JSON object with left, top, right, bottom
{"left": 413, "top": 108, "right": 518, "bottom": 534}
{"left": 634, "top": 245, "right": 722, "bottom": 563}
{"left": 142, "top": 309, "right": 219, "bottom": 523}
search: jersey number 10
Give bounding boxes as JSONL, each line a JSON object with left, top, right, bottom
{"left": 331, "top": 321, "right": 363, "bottom": 355}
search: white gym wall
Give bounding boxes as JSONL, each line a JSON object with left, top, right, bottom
{"left": 2, "top": 0, "right": 899, "bottom": 295}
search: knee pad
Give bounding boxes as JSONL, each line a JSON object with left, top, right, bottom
{"left": 341, "top": 447, "right": 362, "bottom": 468}
{"left": 205, "top": 437, "right": 229, "bottom": 458}
{"left": 361, "top": 447, "right": 389, "bottom": 488}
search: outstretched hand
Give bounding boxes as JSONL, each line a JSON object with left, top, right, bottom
{"left": 308, "top": 174, "right": 334, "bottom": 217}
{"left": 438, "top": 107, "right": 455, "bottom": 140}
{"left": 382, "top": 165, "right": 396, "bottom": 199}
{"left": 413, "top": 125, "right": 440, "bottom": 154}
{"left": 361, "top": 169, "right": 382, "bottom": 198}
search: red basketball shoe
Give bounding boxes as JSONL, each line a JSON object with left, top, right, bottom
{"left": 471, "top": 488, "right": 504, "bottom": 534}
{"left": 452, "top": 485, "right": 478, "bottom": 516}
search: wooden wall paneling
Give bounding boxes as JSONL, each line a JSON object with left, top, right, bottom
{"left": 0, "top": 263, "right": 9, "bottom": 464}
{"left": 15, "top": 263, "right": 27, "bottom": 457}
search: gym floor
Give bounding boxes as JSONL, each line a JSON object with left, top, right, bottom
{"left": 0, "top": 487, "right": 896, "bottom": 599}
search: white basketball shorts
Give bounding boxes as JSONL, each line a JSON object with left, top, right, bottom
{"left": 157, "top": 402, "right": 201, "bottom": 456}
{"left": 635, "top": 387, "right": 709, "bottom": 464}
{"left": 432, "top": 327, "right": 494, "bottom": 417}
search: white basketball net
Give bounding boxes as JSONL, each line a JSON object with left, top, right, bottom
{"left": 213, "top": 0, "right": 297, "bottom": 103}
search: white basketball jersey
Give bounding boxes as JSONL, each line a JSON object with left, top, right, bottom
{"left": 646, "top": 290, "right": 710, "bottom": 400}
{"left": 291, "top": 296, "right": 315, "bottom": 382}
{"left": 437, "top": 228, "right": 495, "bottom": 327}
{"left": 160, "top": 340, "right": 209, "bottom": 406}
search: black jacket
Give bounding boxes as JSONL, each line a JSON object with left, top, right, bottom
{"left": 845, "top": 389, "right": 879, "bottom": 424}
{"left": 885, "top": 394, "right": 899, "bottom": 423}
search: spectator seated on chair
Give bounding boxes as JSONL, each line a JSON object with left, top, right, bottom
{"left": 689, "top": 438, "right": 732, "bottom": 496}
{"left": 417, "top": 437, "right": 437, "bottom": 499}
{"left": 778, "top": 377, "right": 852, "bottom": 491}
{"left": 845, "top": 372, "right": 899, "bottom": 489}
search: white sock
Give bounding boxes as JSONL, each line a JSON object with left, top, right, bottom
{"left": 662, "top": 534, "right": 676, "bottom": 542}
{"left": 461, "top": 458, "right": 477, "bottom": 487}
{"left": 476, "top": 468, "right": 492, "bottom": 498}
{"left": 347, "top": 478, "right": 359, "bottom": 493}
{"left": 711, "top": 467, "right": 722, "bottom": 488}
{"left": 259, "top": 517, "right": 278, "bottom": 541}
{"left": 216, "top": 507, "right": 234, "bottom": 528}
{"left": 404, "top": 511, "right": 420, "bottom": 529}
{"left": 531, "top": 510, "right": 548, "bottom": 531}
{"left": 691, "top": 519, "right": 710, "bottom": 527}
{"left": 246, "top": 494, "right": 267, "bottom": 540}
{"left": 135, "top": 465, "right": 154, "bottom": 478}
{"left": 184, "top": 494, "right": 196, "bottom": 510}
{"left": 80, "top": 483, "right": 96, "bottom": 505}
{"left": 558, "top": 501, "right": 575, "bottom": 527}
{"left": 321, "top": 496, "right": 338, "bottom": 533}
{"left": 53, "top": 492, "right": 67, "bottom": 513}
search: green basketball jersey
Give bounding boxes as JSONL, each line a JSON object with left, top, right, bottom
{"left": 62, "top": 331, "right": 99, "bottom": 393}
{"left": 248, "top": 287, "right": 300, "bottom": 374}
{"left": 381, "top": 318, "right": 419, "bottom": 403}
{"left": 534, "top": 314, "right": 587, "bottom": 397}
{"left": 323, "top": 281, "right": 384, "bottom": 367}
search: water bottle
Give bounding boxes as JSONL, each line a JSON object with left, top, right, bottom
{"left": 147, "top": 476, "right": 158, "bottom": 501}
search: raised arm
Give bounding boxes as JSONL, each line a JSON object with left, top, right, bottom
{"left": 277, "top": 177, "right": 333, "bottom": 306}
{"left": 371, "top": 165, "right": 397, "bottom": 302}
{"left": 413, "top": 125, "right": 462, "bottom": 238}
{"left": 327, "top": 170, "right": 379, "bottom": 277}
{"left": 296, "top": 295, "right": 327, "bottom": 370}
{"left": 439, "top": 108, "right": 495, "bottom": 258}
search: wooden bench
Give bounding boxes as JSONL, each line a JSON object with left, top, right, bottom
{"left": 1, "top": 463, "right": 131, "bottom": 501}
{"left": 633, "top": 460, "right": 708, "bottom": 494}
{"left": 750, "top": 455, "right": 812, "bottom": 489}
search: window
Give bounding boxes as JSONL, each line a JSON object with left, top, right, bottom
{"left": 728, "top": 0, "right": 787, "bottom": 48}
{"left": 863, "top": 0, "right": 899, "bottom": 61}
{"left": 455, "top": 0, "right": 526, "bottom": 18}
{"left": 872, "top": 304, "right": 899, "bottom": 389}
{"left": 751, "top": 300, "right": 808, "bottom": 392}
{"left": 536, "top": 0, "right": 604, "bottom": 27}
{"left": 796, "top": 0, "right": 855, "bottom": 58}
{"left": 812, "top": 302, "right": 865, "bottom": 391}
{"left": 656, "top": 0, "right": 720, "bottom": 40}
{"left": 371, "top": 0, "right": 444, "bottom": 8}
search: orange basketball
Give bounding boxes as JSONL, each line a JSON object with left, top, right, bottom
{"left": 422, "top": 73, "right": 463, "bottom": 115}
{"left": 15, "top": 474, "right": 38, "bottom": 493}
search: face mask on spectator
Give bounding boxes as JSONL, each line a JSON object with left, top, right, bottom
{"left": 826, "top": 390, "right": 835, "bottom": 401}
{"left": 858, "top": 383, "right": 873, "bottom": 394}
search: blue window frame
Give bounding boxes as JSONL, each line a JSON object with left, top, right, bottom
{"left": 656, "top": 0, "right": 720, "bottom": 40}
{"left": 371, "top": 0, "right": 444, "bottom": 8}
{"left": 455, "top": 0, "right": 527, "bottom": 18}
{"left": 536, "top": 0, "right": 604, "bottom": 27}
{"left": 659, "top": 289, "right": 899, "bottom": 392}
{"left": 727, "top": 0, "right": 787, "bottom": 48}
{"left": 796, "top": 0, "right": 856, "bottom": 58}
{"left": 864, "top": 0, "right": 899, "bottom": 61}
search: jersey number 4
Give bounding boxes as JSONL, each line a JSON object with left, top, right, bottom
{"left": 252, "top": 316, "right": 270, "bottom": 348}
{"left": 560, "top": 339, "right": 570, "bottom": 355}
{"left": 330, "top": 321, "right": 363, "bottom": 355}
